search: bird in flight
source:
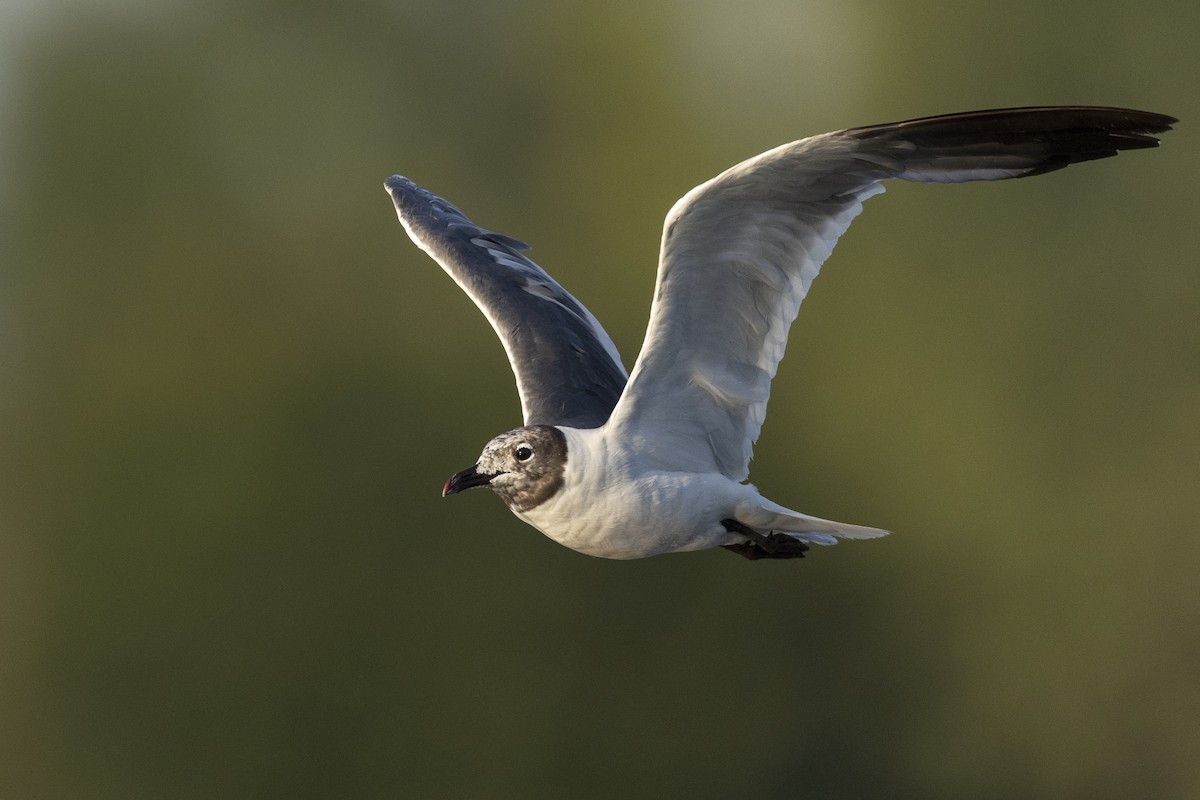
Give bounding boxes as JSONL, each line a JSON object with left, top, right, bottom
{"left": 385, "top": 106, "right": 1174, "bottom": 560}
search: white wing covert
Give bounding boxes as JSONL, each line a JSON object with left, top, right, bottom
{"left": 604, "top": 107, "right": 1174, "bottom": 480}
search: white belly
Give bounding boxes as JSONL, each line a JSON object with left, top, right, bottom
{"left": 517, "top": 466, "right": 752, "bottom": 559}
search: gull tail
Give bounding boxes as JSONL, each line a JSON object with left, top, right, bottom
{"left": 738, "top": 499, "right": 889, "bottom": 546}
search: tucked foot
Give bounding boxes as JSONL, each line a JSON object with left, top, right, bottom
{"left": 720, "top": 519, "right": 809, "bottom": 560}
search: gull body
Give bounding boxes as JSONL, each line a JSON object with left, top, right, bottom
{"left": 386, "top": 106, "right": 1174, "bottom": 560}
{"left": 512, "top": 426, "right": 876, "bottom": 559}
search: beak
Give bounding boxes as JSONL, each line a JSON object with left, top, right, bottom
{"left": 442, "top": 464, "right": 496, "bottom": 497}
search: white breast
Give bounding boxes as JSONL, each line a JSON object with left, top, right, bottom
{"left": 516, "top": 426, "right": 752, "bottom": 559}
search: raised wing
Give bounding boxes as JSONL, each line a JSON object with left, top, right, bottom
{"left": 604, "top": 107, "right": 1175, "bottom": 479}
{"left": 386, "top": 176, "right": 627, "bottom": 428}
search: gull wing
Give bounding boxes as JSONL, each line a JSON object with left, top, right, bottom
{"left": 604, "top": 107, "right": 1175, "bottom": 480}
{"left": 386, "top": 176, "right": 627, "bottom": 429}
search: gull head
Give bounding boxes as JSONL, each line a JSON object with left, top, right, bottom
{"left": 442, "top": 425, "right": 568, "bottom": 513}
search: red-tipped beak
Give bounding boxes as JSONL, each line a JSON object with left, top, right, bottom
{"left": 442, "top": 465, "right": 496, "bottom": 497}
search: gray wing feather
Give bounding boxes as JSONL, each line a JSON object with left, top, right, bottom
{"left": 386, "top": 176, "right": 627, "bottom": 428}
{"left": 605, "top": 107, "right": 1175, "bottom": 480}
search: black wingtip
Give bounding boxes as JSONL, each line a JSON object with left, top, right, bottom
{"left": 850, "top": 106, "right": 1176, "bottom": 146}
{"left": 383, "top": 174, "right": 412, "bottom": 198}
{"left": 843, "top": 106, "right": 1175, "bottom": 179}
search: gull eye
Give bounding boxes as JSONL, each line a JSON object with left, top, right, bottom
{"left": 514, "top": 445, "right": 533, "bottom": 462}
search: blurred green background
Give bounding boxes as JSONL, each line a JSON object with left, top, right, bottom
{"left": 1, "top": 1, "right": 1197, "bottom": 798}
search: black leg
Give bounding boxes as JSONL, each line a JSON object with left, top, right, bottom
{"left": 721, "top": 540, "right": 773, "bottom": 560}
{"left": 720, "top": 519, "right": 808, "bottom": 560}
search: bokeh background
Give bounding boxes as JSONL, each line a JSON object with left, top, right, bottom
{"left": 2, "top": 1, "right": 1197, "bottom": 798}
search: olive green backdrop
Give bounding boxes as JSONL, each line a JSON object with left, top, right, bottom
{"left": 1, "top": 1, "right": 1197, "bottom": 798}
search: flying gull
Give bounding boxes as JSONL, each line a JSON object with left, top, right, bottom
{"left": 385, "top": 106, "right": 1174, "bottom": 560}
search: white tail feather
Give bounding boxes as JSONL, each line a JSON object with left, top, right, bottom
{"left": 738, "top": 499, "right": 889, "bottom": 546}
